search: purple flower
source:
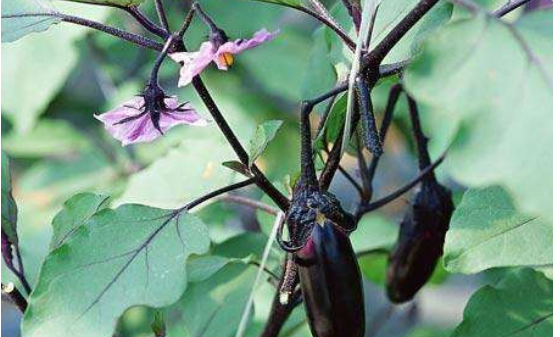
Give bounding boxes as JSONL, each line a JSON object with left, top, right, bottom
{"left": 170, "top": 29, "right": 278, "bottom": 87}
{"left": 95, "top": 95, "right": 207, "bottom": 146}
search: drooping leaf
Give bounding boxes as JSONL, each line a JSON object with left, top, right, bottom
{"left": 49, "top": 193, "right": 109, "bottom": 250}
{"left": 443, "top": 187, "right": 552, "bottom": 275}
{"left": 451, "top": 269, "right": 552, "bottom": 337}
{"left": 404, "top": 11, "right": 552, "bottom": 223}
{"left": 248, "top": 120, "right": 283, "bottom": 166}
{"left": 22, "top": 205, "right": 210, "bottom": 337}
{"left": 2, "top": 119, "right": 90, "bottom": 157}
{"left": 165, "top": 263, "right": 256, "bottom": 337}
{"left": 1, "top": 151, "right": 18, "bottom": 245}
{"left": 1, "top": 0, "right": 61, "bottom": 42}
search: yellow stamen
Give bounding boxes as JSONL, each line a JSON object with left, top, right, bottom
{"left": 219, "top": 52, "right": 235, "bottom": 67}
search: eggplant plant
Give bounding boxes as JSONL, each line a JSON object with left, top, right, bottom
{"left": 0, "top": 0, "right": 552, "bottom": 337}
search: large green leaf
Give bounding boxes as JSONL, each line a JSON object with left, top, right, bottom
{"left": 404, "top": 11, "right": 552, "bottom": 224}
{"left": 1, "top": 5, "right": 108, "bottom": 132}
{"left": 1, "top": 0, "right": 61, "bottom": 42}
{"left": 49, "top": 193, "right": 109, "bottom": 250}
{"left": 117, "top": 137, "right": 243, "bottom": 209}
{"left": 1, "top": 151, "right": 18, "bottom": 244}
{"left": 451, "top": 269, "right": 552, "bottom": 337}
{"left": 165, "top": 263, "right": 256, "bottom": 337}
{"left": 444, "top": 187, "right": 552, "bottom": 275}
{"left": 22, "top": 205, "right": 210, "bottom": 337}
{"left": 248, "top": 120, "right": 283, "bottom": 166}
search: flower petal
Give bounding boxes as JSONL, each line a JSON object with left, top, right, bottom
{"left": 214, "top": 28, "right": 278, "bottom": 65}
{"left": 95, "top": 97, "right": 208, "bottom": 146}
{"left": 170, "top": 42, "right": 217, "bottom": 87}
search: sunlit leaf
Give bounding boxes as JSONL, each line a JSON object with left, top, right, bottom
{"left": 444, "top": 187, "right": 552, "bottom": 274}
{"left": 248, "top": 120, "right": 283, "bottom": 166}
{"left": 404, "top": 11, "right": 552, "bottom": 223}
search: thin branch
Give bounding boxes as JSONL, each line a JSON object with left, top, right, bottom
{"left": 153, "top": 0, "right": 170, "bottom": 32}
{"left": 14, "top": 247, "right": 32, "bottom": 295}
{"left": 218, "top": 195, "right": 280, "bottom": 215}
{"left": 294, "top": 6, "right": 356, "bottom": 50}
{"left": 407, "top": 95, "right": 433, "bottom": 171}
{"left": 358, "top": 151, "right": 446, "bottom": 216}
{"left": 2, "top": 283, "right": 27, "bottom": 313}
{"left": 494, "top": 0, "right": 531, "bottom": 16}
{"left": 248, "top": 261, "right": 280, "bottom": 281}
{"left": 181, "top": 179, "right": 256, "bottom": 212}
{"left": 124, "top": 6, "right": 168, "bottom": 38}
{"left": 362, "top": 0, "right": 440, "bottom": 72}
{"left": 2, "top": 13, "right": 165, "bottom": 51}
{"left": 190, "top": 76, "right": 290, "bottom": 210}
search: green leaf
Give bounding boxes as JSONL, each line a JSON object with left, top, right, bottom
{"left": 404, "top": 11, "right": 552, "bottom": 224}
{"left": 62, "top": 0, "right": 144, "bottom": 7}
{"left": 22, "top": 205, "right": 210, "bottom": 337}
{"left": 2, "top": 120, "right": 90, "bottom": 157}
{"left": 186, "top": 255, "right": 235, "bottom": 283}
{"left": 1, "top": 0, "right": 61, "bottom": 42}
{"left": 248, "top": 120, "right": 283, "bottom": 166}
{"left": 451, "top": 269, "right": 552, "bottom": 337}
{"left": 352, "top": 213, "right": 398, "bottom": 253}
{"left": 301, "top": 27, "right": 337, "bottom": 100}
{"left": 49, "top": 193, "right": 109, "bottom": 250}
{"left": 235, "top": 0, "right": 302, "bottom": 12}
{"left": 1, "top": 4, "right": 109, "bottom": 132}
{"left": 443, "top": 187, "right": 552, "bottom": 275}
{"left": 1, "top": 151, "right": 18, "bottom": 244}
{"left": 165, "top": 263, "right": 256, "bottom": 337}
{"left": 371, "top": 0, "right": 453, "bottom": 64}
{"left": 117, "top": 136, "right": 244, "bottom": 209}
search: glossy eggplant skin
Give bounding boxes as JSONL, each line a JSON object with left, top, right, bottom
{"left": 386, "top": 180, "right": 454, "bottom": 303}
{"left": 296, "top": 222, "right": 365, "bottom": 337}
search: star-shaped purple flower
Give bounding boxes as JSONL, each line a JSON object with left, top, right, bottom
{"left": 95, "top": 96, "right": 207, "bottom": 146}
{"left": 170, "top": 29, "right": 278, "bottom": 87}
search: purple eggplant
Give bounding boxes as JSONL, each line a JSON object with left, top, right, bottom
{"left": 386, "top": 180, "right": 454, "bottom": 303}
{"left": 296, "top": 221, "right": 364, "bottom": 337}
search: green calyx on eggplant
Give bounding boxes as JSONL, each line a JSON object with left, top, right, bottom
{"left": 386, "top": 178, "right": 454, "bottom": 304}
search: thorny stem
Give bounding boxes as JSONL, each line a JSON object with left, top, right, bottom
{"left": 367, "top": 84, "right": 402, "bottom": 179}
{"left": 190, "top": 76, "right": 290, "bottom": 210}
{"left": 2, "top": 283, "right": 28, "bottom": 313}
{"left": 300, "top": 101, "right": 320, "bottom": 188}
{"left": 261, "top": 256, "right": 302, "bottom": 337}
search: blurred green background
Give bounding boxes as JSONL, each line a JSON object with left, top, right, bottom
{"left": 1, "top": 0, "right": 481, "bottom": 336}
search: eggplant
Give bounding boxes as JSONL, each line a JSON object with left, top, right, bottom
{"left": 296, "top": 221, "right": 364, "bottom": 337}
{"left": 386, "top": 180, "right": 454, "bottom": 303}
